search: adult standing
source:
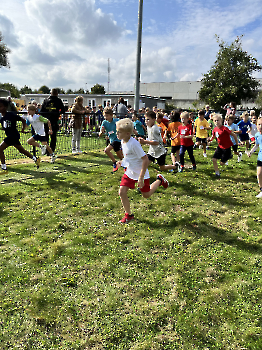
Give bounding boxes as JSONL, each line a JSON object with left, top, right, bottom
{"left": 40, "top": 88, "right": 65, "bottom": 153}
{"left": 116, "top": 97, "right": 128, "bottom": 118}
{"left": 70, "top": 96, "right": 89, "bottom": 153}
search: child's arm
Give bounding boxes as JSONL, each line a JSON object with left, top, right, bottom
{"left": 19, "top": 117, "right": 27, "bottom": 133}
{"left": 39, "top": 115, "right": 53, "bottom": 134}
{"left": 138, "top": 138, "right": 159, "bottom": 146}
{"left": 171, "top": 132, "right": 179, "bottom": 140}
{"left": 99, "top": 125, "right": 106, "bottom": 137}
{"left": 138, "top": 155, "right": 149, "bottom": 189}
{"left": 247, "top": 144, "right": 259, "bottom": 157}
{"left": 230, "top": 131, "right": 238, "bottom": 145}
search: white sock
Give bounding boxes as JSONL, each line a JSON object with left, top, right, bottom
{"left": 215, "top": 171, "right": 220, "bottom": 175}
{"left": 1, "top": 164, "right": 7, "bottom": 170}
{"left": 32, "top": 156, "right": 37, "bottom": 161}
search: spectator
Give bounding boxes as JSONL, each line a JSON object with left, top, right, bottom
{"left": 40, "top": 88, "right": 65, "bottom": 153}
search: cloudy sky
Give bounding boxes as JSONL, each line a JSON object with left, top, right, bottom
{"left": 1, "top": 0, "right": 262, "bottom": 92}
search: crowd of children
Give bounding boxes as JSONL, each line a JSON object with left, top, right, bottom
{"left": 1, "top": 96, "right": 262, "bottom": 222}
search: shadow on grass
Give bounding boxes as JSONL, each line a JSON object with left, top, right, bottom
{"left": 141, "top": 214, "right": 262, "bottom": 254}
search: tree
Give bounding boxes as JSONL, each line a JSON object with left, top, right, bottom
{"left": 38, "top": 85, "right": 50, "bottom": 94}
{"left": 199, "top": 36, "right": 262, "bottom": 111}
{"left": 20, "top": 85, "right": 33, "bottom": 94}
{"left": 0, "top": 83, "right": 20, "bottom": 98}
{"left": 66, "top": 89, "right": 74, "bottom": 94}
{"left": 74, "top": 88, "right": 85, "bottom": 94}
{"left": 90, "top": 84, "right": 105, "bottom": 94}
{"left": 0, "top": 33, "right": 11, "bottom": 68}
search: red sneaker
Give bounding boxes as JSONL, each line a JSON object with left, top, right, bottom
{"left": 113, "top": 163, "right": 118, "bottom": 172}
{"left": 119, "top": 213, "right": 134, "bottom": 223}
{"left": 157, "top": 174, "right": 169, "bottom": 189}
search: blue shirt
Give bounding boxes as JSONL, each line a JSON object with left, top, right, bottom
{"left": 133, "top": 120, "right": 145, "bottom": 136}
{"left": 227, "top": 123, "right": 239, "bottom": 145}
{"left": 100, "top": 118, "right": 120, "bottom": 143}
{"left": 255, "top": 132, "right": 262, "bottom": 162}
{"left": 237, "top": 120, "right": 251, "bottom": 135}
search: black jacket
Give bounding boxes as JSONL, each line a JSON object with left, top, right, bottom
{"left": 40, "top": 95, "right": 65, "bottom": 124}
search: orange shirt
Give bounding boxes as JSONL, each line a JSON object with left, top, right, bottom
{"left": 157, "top": 122, "right": 167, "bottom": 144}
{"left": 168, "top": 121, "right": 181, "bottom": 146}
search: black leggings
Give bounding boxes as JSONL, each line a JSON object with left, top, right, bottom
{"left": 179, "top": 145, "right": 196, "bottom": 166}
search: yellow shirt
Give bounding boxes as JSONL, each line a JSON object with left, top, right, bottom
{"left": 194, "top": 118, "right": 209, "bottom": 138}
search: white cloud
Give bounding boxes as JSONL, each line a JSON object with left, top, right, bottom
{"left": 0, "top": 13, "right": 20, "bottom": 48}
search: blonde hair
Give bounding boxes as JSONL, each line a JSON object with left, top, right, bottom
{"left": 213, "top": 113, "right": 222, "bottom": 121}
{"left": 116, "top": 118, "right": 133, "bottom": 133}
{"left": 28, "top": 104, "right": 36, "bottom": 112}
{"left": 242, "top": 111, "right": 249, "bottom": 118}
{"left": 103, "top": 107, "right": 113, "bottom": 115}
{"left": 250, "top": 110, "right": 256, "bottom": 116}
{"left": 181, "top": 111, "right": 189, "bottom": 119}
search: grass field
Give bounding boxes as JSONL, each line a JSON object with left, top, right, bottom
{"left": 0, "top": 144, "right": 262, "bottom": 349}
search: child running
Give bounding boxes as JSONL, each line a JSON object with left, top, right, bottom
{"left": 116, "top": 118, "right": 169, "bottom": 223}
{"left": 237, "top": 111, "right": 252, "bottom": 153}
{"left": 0, "top": 98, "right": 41, "bottom": 172}
{"left": 132, "top": 111, "right": 146, "bottom": 138}
{"left": 138, "top": 111, "right": 176, "bottom": 172}
{"left": 225, "top": 114, "right": 242, "bottom": 162}
{"left": 175, "top": 111, "right": 196, "bottom": 172}
{"left": 248, "top": 112, "right": 258, "bottom": 145}
{"left": 26, "top": 104, "right": 57, "bottom": 163}
{"left": 208, "top": 114, "right": 238, "bottom": 177}
{"left": 165, "top": 110, "right": 181, "bottom": 166}
{"left": 193, "top": 109, "right": 210, "bottom": 157}
{"left": 99, "top": 107, "right": 123, "bottom": 172}
{"left": 247, "top": 118, "right": 262, "bottom": 198}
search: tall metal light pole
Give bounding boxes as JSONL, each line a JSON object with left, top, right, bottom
{"left": 134, "top": 0, "right": 143, "bottom": 111}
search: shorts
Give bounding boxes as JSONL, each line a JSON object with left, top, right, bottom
{"left": 232, "top": 144, "right": 238, "bottom": 152}
{"left": 196, "top": 137, "right": 207, "bottom": 144}
{"left": 239, "top": 134, "right": 249, "bottom": 142}
{"left": 4, "top": 135, "right": 21, "bottom": 146}
{"left": 257, "top": 160, "right": 262, "bottom": 167}
{"left": 171, "top": 145, "right": 180, "bottom": 153}
{"left": 33, "top": 134, "right": 47, "bottom": 142}
{"left": 120, "top": 173, "right": 150, "bottom": 192}
{"left": 213, "top": 146, "right": 232, "bottom": 163}
{"left": 147, "top": 153, "right": 166, "bottom": 166}
{"left": 110, "top": 140, "right": 122, "bottom": 152}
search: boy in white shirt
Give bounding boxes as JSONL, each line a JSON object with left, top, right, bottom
{"left": 115, "top": 118, "right": 169, "bottom": 223}
{"left": 26, "top": 104, "right": 56, "bottom": 163}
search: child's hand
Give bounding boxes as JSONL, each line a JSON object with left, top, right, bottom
{"left": 138, "top": 177, "right": 144, "bottom": 189}
{"left": 138, "top": 137, "right": 145, "bottom": 144}
{"left": 116, "top": 161, "right": 122, "bottom": 168}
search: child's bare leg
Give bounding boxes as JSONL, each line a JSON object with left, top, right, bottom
{"left": 246, "top": 140, "right": 250, "bottom": 150}
{"left": 116, "top": 149, "right": 123, "bottom": 160}
{"left": 159, "top": 164, "right": 176, "bottom": 171}
{"left": 176, "top": 150, "right": 180, "bottom": 162}
{"left": 203, "top": 143, "right": 207, "bottom": 153}
{"left": 142, "top": 179, "right": 161, "bottom": 198}
{"left": 15, "top": 144, "right": 34, "bottom": 159}
{"left": 212, "top": 158, "right": 219, "bottom": 173}
{"left": 119, "top": 186, "right": 131, "bottom": 214}
{"left": 104, "top": 144, "right": 116, "bottom": 163}
{"left": 171, "top": 153, "right": 176, "bottom": 165}
{"left": 0, "top": 142, "right": 8, "bottom": 165}
{"left": 257, "top": 167, "right": 262, "bottom": 189}
{"left": 27, "top": 137, "right": 40, "bottom": 148}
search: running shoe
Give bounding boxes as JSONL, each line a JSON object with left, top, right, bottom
{"left": 119, "top": 213, "right": 134, "bottom": 223}
{"left": 238, "top": 152, "right": 243, "bottom": 162}
{"left": 157, "top": 174, "right": 169, "bottom": 189}
{"left": 113, "top": 163, "right": 118, "bottom": 172}
{"left": 51, "top": 154, "right": 57, "bottom": 164}
{"left": 35, "top": 157, "right": 41, "bottom": 169}
{"left": 40, "top": 145, "right": 47, "bottom": 155}
{"left": 256, "top": 191, "right": 262, "bottom": 199}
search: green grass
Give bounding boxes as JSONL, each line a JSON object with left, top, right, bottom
{"left": 0, "top": 145, "right": 262, "bottom": 349}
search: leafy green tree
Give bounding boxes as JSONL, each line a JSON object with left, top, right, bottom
{"left": 38, "top": 85, "right": 50, "bottom": 94}
{"left": 66, "top": 89, "right": 74, "bottom": 94}
{"left": 91, "top": 84, "right": 105, "bottom": 94}
{"left": 0, "top": 33, "right": 11, "bottom": 68}
{"left": 20, "top": 85, "right": 33, "bottom": 94}
{"left": 199, "top": 36, "right": 262, "bottom": 111}
{"left": 74, "top": 88, "right": 85, "bottom": 94}
{"left": 0, "top": 83, "right": 20, "bottom": 98}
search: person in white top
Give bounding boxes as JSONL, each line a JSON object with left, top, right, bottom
{"left": 26, "top": 104, "right": 56, "bottom": 163}
{"left": 115, "top": 118, "right": 169, "bottom": 224}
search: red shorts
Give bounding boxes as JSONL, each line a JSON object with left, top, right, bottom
{"left": 120, "top": 173, "right": 150, "bottom": 192}
{"left": 250, "top": 137, "right": 255, "bottom": 142}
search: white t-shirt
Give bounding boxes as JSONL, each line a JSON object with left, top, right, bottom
{"left": 121, "top": 137, "right": 150, "bottom": 180}
{"left": 26, "top": 114, "right": 46, "bottom": 136}
{"left": 147, "top": 124, "right": 166, "bottom": 158}
{"left": 249, "top": 123, "right": 258, "bottom": 138}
